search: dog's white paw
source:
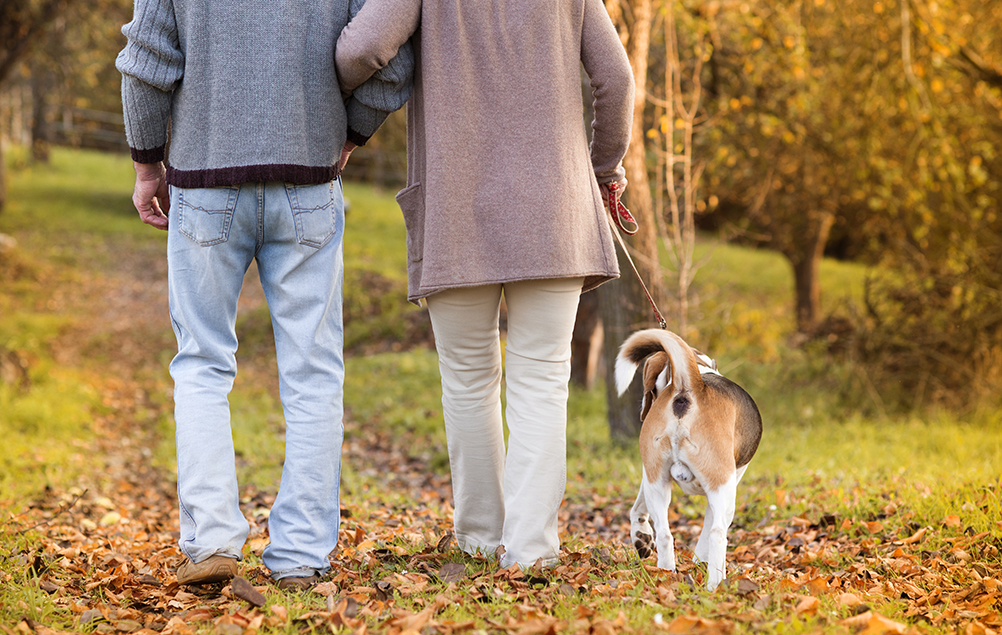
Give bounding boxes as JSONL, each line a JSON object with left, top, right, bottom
{"left": 631, "top": 514, "right": 655, "bottom": 559}
{"left": 706, "top": 566, "right": 725, "bottom": 590}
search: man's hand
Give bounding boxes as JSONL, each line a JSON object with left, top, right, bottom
{"left": 132, "top": 161, "right": 169, "bottom": 230}
{"left": 338, "top": 141, "right": 358, "bottom": 173}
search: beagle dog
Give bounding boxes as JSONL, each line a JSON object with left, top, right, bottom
{"left": 615, "top": 329, "right": 762, "bottom": 590}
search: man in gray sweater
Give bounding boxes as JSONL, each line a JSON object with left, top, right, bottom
{"left": 116, "top": 0, "right": 412, "bottom": 590}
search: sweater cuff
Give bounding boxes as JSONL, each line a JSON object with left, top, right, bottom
{"left": 131, "top": 145, "right": 165, "bottom": 164}
{"left": 346, "top": 128, "right": 370, "bottom": 147}
{"left": 595, "top": 164, "right": 627, "bottom": 185}
{"left": 345, "top": 97, "right": 389, "bottom": 143}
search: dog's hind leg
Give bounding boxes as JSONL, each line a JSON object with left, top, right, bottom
{"left": 642, "top": 477, "right": 676, "bottom": 571}
{"left": 630, "top": 473, "right": 655, "bottom": 559}
{"left": 695, "top": 476, "right": 738, "bottom": 590}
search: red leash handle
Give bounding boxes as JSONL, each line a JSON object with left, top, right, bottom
{"left": 603, "top": 181, "right": 638, "bottom": 235}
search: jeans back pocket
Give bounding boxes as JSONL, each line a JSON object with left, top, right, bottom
{"left": 285, "top": 181, "right": 343, "bottom": 249}
{"left": 176, "top": 186, "right": 239, "bottom": 246}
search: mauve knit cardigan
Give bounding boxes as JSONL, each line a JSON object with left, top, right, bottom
{"left": 336, "top": 0, "right": 635, "bottom": 302}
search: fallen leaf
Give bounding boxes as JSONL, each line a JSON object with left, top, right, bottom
{"left": 736, "top": 578, "right": 759, "bottom": 596}
{"left": 231, "top": 576, "right": 266, "bottom": 607}
{"left": 841, "top": 611, "right": 908, "bottom": 634}
{"left": 438, "top": 562, "right": 466, "bottom": 583}
{"left": 436, "top": 531, "right": 454, "bottom": 551}
{"left": 161, "top": 617, "right": 193, "bottom": 635}
{"left": 901, "top": 527, "right": 927, "bottom": 544}
{"left": 313, "top": 581, "right": 338, "bottom": 596}
{"left": 99, "top": 512, "right": 121, "bottom": 527}
{"left": 388, "top": 607, "right": 435, "bottom": 632}
{"left": 39, "top": 580, "right": 60, "bottom": 594}
{"left": 667, "top": 614, "right": 726, "bottom": 634}
{"left": 795, "top": 595, "right": 820, "bottom": 615}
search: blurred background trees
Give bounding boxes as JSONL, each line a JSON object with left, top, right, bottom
{"left": 1, "top": 0, "right": 131, "bottom": 211}
{"left": 602, "top": 0, "right": 1002, "bottom": 415}
{"left": 2, "top": 0, "right": 1000, "bottom": 413}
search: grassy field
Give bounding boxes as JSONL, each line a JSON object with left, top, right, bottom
{"left": 1, "top": 147, "right": 1000, "bottom": 634}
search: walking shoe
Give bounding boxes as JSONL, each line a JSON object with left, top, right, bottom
{"left": 175, "top": 555, "right": 238, "bottom": 586}
{"left": 276, "top": 573, "right": 320, "bottom": 591}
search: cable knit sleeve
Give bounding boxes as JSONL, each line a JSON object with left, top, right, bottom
{"left": 580, "top": 0, "right": 634, "bottom": 183}
{"left": 343, "top": 0, "right": 415, "bottom": 145}
{"left": 115, "top": 0, "right": 184, "bottom": 164}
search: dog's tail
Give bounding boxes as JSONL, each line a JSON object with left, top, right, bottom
{"left": 614, "top": 328, "right": 702, "bottom": 396}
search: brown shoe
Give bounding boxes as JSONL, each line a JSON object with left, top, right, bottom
{"left": 176, "top": 555, "right": 238, "bottom": 586}
{"left": 276, "top": 573, "right": 320, "bottom": 591}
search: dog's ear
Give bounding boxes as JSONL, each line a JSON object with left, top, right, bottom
{"left": 640, "top": 351, "right": 668, "bottom": 421}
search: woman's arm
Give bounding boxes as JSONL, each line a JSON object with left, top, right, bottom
{"left": 580, "top": 0, "right": 635, "bottom": 184}
{"left": 336, "top": 0, "right": 421, "bottom": 95}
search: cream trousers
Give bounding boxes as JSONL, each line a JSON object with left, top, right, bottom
{"left": 426, "top": 277, "right": 584, "bottom": 568}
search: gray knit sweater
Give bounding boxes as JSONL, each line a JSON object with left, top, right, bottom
{"left": 117, "top": 0, "right": 413, "bottom": 188}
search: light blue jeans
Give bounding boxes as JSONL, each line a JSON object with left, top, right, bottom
{"left": 166, "top": 180, "right": 345, "bottom": 580}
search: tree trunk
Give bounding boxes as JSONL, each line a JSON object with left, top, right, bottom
{"left": 31, "top": 61, "right": 51, "bottom": 164}
{"left": 598, "top": 249, "right": 646, "bottom": 442}
{"left": 0, "top": 138, "right": 6, "bottom": 214}
{"left": 597, "top": 0, "right": 663, "bottom": 442}
{"left": 620, "top": 0, "right": 666, "bottom": 310}
{"left": 789, "top": 210, "right": 836, "bottom": 332}
{"left": 570, "top": 290, "right": 603, "bottom": 389}
{"left": 594, "top": 0, "right": 661, "bottom": 441}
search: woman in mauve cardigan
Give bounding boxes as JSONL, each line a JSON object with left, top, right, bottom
{"left": 337, "top": 0, "right": 634, "bottom": 568}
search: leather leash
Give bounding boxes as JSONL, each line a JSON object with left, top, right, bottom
{"left": 602, "top": 182, "right": 668, "bottom": 330}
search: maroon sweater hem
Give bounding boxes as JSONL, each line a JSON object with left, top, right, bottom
{"left": 165, "top": 163, "right": 340, "bottom": 188}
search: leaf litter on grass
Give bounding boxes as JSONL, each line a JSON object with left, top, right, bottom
{"left": 3, "top": 398, "right": 1001, "bottom": 635}
{"left": 2, "top": 306, "right": 1001, "bottom": 634}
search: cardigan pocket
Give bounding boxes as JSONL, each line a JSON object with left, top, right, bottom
{"left": 395, "top": 182, "right": 425, "bottom": 262}
{"left": 176, "top": 186, "right": 239, "bottom": 246}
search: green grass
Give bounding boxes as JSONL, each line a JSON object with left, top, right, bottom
{"left": 1, "top": 145, "right": 143, "bottom": 240}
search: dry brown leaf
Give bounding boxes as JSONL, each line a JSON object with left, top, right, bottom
{"left": 387, "top": 607, "right": 435, "bottom": 632}
{"left": 901, "top": 527, "right": 928, "bottom": 544}
{"left": 841, "top": 611, "right": 908, "bottom": 634}
{"left": 160, "top": 616, "right": 193, "bottom": 635}
{"left": 667, "top": 614, "right": 726, "bottom": 634}
{"left": 438, "top": 562, "right": 466, "bottom": 583}
{"left": 795, "top": 595, "right": 821, "bottom": 615}
{"left": 231, "top": 576, "right": 266, "bottom": 607}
